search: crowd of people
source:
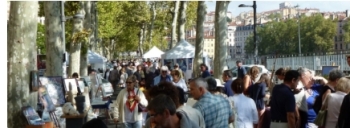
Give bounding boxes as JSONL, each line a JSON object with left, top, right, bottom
{"left": 81, "top": 55, "right": 350, "bottom": 128}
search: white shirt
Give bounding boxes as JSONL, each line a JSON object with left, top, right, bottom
{"left": 325, "top": 91, "right": 347, "bottom": 128}
{"left": 173, "top": 79, "right": 188, "bottom": 92}
{"left": 229, "top": 94, "right": 258, "bottom": 128}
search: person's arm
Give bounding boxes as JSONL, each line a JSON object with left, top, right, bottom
{"left": 113, "top": 90, "right": 123, "bottom": 122}
{"left": 228, "top": 100, "right": 235, "bottom": 123}
{"left": 294, "top": 106, "right": 300, "bottom": 128}
{"left": 260, "top": 83, "right": 266, "bottom": 98}
{"left": 251, "top": 100, "right": 259, "bottom": 128}
{"left": 285, "top": 93, "right": 296, "bottom": 128}
{"left": 137, "top": 90, "right": 148, "bottom": 107}
{"left": 322, "top": 89, "right": 331, "bottom": 102}
{"left": 243, "top": 75, "right": 250, "bottom": 94}
{"left": 242, "top": 67, "right": 247, "bottom": 76}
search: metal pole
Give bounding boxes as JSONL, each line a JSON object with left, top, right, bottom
{"left": 253, "top": 1, "right": 257, "bottom": 64}
{"left": 61, "top": 1, "right": 67, "bottom": 78}
{"left": 298, "top": 10, "right": 301, "bottom": 56}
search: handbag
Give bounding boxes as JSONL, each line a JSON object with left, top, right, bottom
{"left": 314, "top": 110, "right": 327, "bottom": 126}
{"left": 136, "top": 89, "right": 146, "bottom": 112}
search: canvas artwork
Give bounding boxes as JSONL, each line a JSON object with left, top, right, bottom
{"left": 39, "top": 76, "right": 65, "bottom": 106}
{"left": 41, "top": 109, "right": 51, "bottom": 122}
{"left": 30, "top": 70, "right": 39, "bottom": 91}
{"left": 176, "top": 58, "right": 187, "bottom": 72}
{"left": 39, "top": 91, "right": 56, "bottom": 112}
{"left": 322, "top": 66, "right": 340, "bottom": 78}
{"left": 22, "top": 106, "right": 45, "bottom": 125}
{"left": 188, "top": 58, "right": 193, "bottom": 70}
{"left": 101, "top": 82, "right": 114, "bottom": 97}
{"left": 80, "top": 77, "right": 90, "bottom": 87}
{"left": 64, "top": 78, "right": 78, "bottom": 92}
{"left": 77, "top": 80, "right": 85, "bottom": 93}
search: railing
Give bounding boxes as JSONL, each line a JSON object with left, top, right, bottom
{"left": 265, "top": 51, "right": 350, "bottom": 71}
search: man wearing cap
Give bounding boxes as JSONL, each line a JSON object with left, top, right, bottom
{"left": 174, "top": 63, "right": 184, "bottom": 79}
{"left": 153, "top": 66, "right": 173, "bottom": 86}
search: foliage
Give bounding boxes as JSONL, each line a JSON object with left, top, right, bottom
{"left": 245, "top": 14, "right": 337, "bottom": 55}
{"left": 185, "top": 1, "right": 198, "bottom": 29}
{"left": 71, "top": 29, "right": 91, "bottom": 55}
{"left": 343, "top": 19, "right": 350, "bottom": 43}
{"left": 36, "top": 23, "right": 46, "bottom": 54}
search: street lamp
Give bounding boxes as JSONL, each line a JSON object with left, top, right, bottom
{"left": 61, "top": 1, "right": 85, "bottom": 78}
{"left": 238, "top": 1, "right": 258, "bottom": 64}
{"left": 294, "top": 5, "right": 301, "bottom": 56}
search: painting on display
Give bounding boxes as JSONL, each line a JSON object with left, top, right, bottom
{"left": 322, "top": 66, "right": 340, "bottom": 78}
{"left": 188, "top": 58, "right": 193, "bottom": 70}
{"left": 176, "top": 58, "right": 187, "bottom": 72}
{"left": 38, "top": 88, "right": 56, "bottom": 112}
{"left": 164, "top": 59, "right": 174, "bottom": 70}
{"left": 39, "top": 76, "right": 65, "bottom": 106}
{"left": 101, "top": 82, "right": 114, "bottom": 97}
{"left": 64, "top": 78, "right": 78, "bottom": 92}
{"left": 22, "top": 106, "right": 45, "bottom": 125}
{"left": 30, "top": 70, "right": 39, "bottom": 91}
{"left": 77, "top": 80, "right": 85, "bottom": 93}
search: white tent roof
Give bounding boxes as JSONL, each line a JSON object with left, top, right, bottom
{"left": 163, "top": 39, "right": 201, "bottom": 59}
{"left": 143, "top": 46, "right": 164, "bottom": 58}
{"left": 88, "top": 50, "right": 107, "bottom": 64}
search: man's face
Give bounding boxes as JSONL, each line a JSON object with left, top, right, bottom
{"left": 291, "top": 77, "right": 300, "bottom": 89}
{"left": 148, "top": 110, "right": 168, "bottom": 127}
{"left": 300, "top": 72, "right": 313, "bottom": 88}
{"left": 161, "top": 70, "right": 167, "bottom": 76}
{"left": 347, "top": 57, "right": 350, "bottom": 66}
{"left": 236, "top": 62, "right": 242, "bottom": 67}
{"left": 189, "top": 82, "right": 202, "bottom": 100}
{"left": 222, "top": 73, "right": 228, "bottom": 82}
{"left": 200, "top": 66, "right": 205, "bottom": 71}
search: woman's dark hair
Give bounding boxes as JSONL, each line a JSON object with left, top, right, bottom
{"left": 275, "top": 67, "right": 291, "bottom": 76}
{"left": 148, "top": 81, "right": 180, "bottom": 108}
{"left": 200, "top": 63, "right": 208, "bottom": 70}
{"left": 231, "top": 78, "right": 244, "bottom": 94}
{"left": 72, "top": 72, "right": 79, "bottom": 78}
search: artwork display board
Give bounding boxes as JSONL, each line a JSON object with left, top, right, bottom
{"left": 22, "top": 106, "right": 45, "bottom": 125}
{"left": 30, "top": 70, "right": 39, "bottom": 91}
{"left": 39, "top": 76, "right": 65, "bottom": 106}
{"left": 77, "top": 80, "right": 85, "bottom": 93}
{"left": 64, "top": 78, "right": 78, "bottom": 92}
{"left": 176, "top": 58, "right": 187, "bottom": 72}
{"left": 322, "top": 66, "right": 340, "bottom": 78}
{"left": 188, "top": 58, "right": 193, "bottom": 70}
{"left": 101, "top": 82, "right": 114, "bottom": 97}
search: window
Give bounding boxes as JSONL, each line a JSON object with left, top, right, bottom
{"left": 340, "top": 43, "right": 343, "bottom": 50}
{"left": 340, "top": 30, "right": 342, "bottom": 34}
{"left": 335, "top": 36, "right": 337, "bottom": 41}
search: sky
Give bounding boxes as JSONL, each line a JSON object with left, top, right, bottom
{"left": 205, "top": 1, "right": 350, "bottom": 17}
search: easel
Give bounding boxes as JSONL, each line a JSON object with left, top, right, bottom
{"left": 49, "top": 111, "right": 60, "bottom": 128}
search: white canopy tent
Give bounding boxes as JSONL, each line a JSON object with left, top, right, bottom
{"left": 161, "top": 39, "right": 211, "bottom": 80}
{"left": 143, "top": 46, "right": 164, "bottom": 58}
{"left": 88, "top": 50, "right": 108, "bottom": 64}
{"left": 163, "top": 39, "right": 196, "bottom": 59}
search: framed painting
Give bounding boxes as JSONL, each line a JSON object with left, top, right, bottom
{"left": 77, "top": 80, "right": 85, "bottom": 93}
{"left": 39, "top": 76, "right": 65, "bottom": 106}
{"left": 64, "top": 78, "right": 78, "bottom": 92}
{"left": 101, "top": 82, "right": 114, "bottom": 97}
{"left": 188, "top": 58, "right": 193, "bottom": 70}
{"left": 22, "top": 105, "right": 45, "bottom": 125}
{"left": 30, "top": 70, "right": 39, "bottom": 91}
{"left": 321, "top": 66, "right": 340, "bottom": 78}
{"left": 176, "top": 58, "right": 187, "bottom": 72}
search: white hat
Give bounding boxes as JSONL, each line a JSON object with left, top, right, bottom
{"left": 161, "top": 66, "right": 168, "bottom": 71}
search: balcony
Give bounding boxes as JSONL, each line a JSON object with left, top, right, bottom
{"left": 236, "top": 52, "right": 242, "bottom": 54}
{"left": 236, "top": 45, "right": 241, "bottom": 48}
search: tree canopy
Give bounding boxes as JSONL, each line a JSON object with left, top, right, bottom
{"left": 343, "top": 19, "right": 350, "bottom": 44}
{"left": 245, "top": 14, "right": 337, "bottom": 55}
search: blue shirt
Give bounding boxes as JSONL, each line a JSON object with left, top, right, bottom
{"left": 193, "top": 92, "right": 233, "bottom": 128}
{"left": 270, "top": 84, "right": 296, "bottom": 122}
{"left": 223, "top": 80, "right": 234, "bottom": 97}
{"left": 201, "top": 70, "right": 211, "bottom": 78}
{"left": 248, "top": 82, "right": 266, "bottom": 110}
{"left": 306, "top": 83, "right": 322, "bottom": 123}
{"left": 237, "top": 67, "right": 247, "bottom": 79}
